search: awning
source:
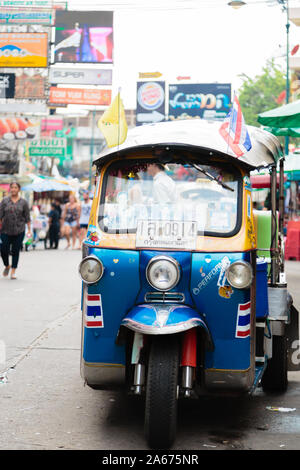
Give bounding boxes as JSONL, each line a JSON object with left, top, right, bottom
{"left": 22, "top": 175, "right": 73, "bottom": 192}
{"left": 257, "top": 100, "right": 300, "bottom": 128}
{"left": 264, "top": 127, "right": 300, "bottom": 137}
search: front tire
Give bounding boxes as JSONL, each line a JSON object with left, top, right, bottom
{"left": 261, "top": 335, "right": 288, "bottom": 392}
{"left": 144, "top": 335, "right": 179, "bottom": 449}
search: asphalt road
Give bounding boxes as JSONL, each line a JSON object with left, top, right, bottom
{"left": 0, "top": 242, "right": 300, "bottom": 451}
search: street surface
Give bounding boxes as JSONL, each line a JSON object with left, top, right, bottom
{"left": 0, "top": 242, "right": 300, "bottom": 450}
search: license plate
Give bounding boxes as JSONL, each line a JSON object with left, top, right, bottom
{"left": 136, "top": 220, "right": 197, "bottom": 249}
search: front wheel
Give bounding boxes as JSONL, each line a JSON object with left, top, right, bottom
{"left": 144, "top": 335, "right": 180, "bottom": 449}
{"left": 261, "top": 335, "right": 288, "bottom": 392}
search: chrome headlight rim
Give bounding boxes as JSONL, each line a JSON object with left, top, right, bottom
{"left": 146, "top": 255, "right": 180, "bottom": 292}
{"left": 78, "top": 255, "right": 104, "bottom": 285}
{"left": 225, "top": 260, "right": 253, "bottom": 289}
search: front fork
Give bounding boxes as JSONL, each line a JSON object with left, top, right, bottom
{"left": 130, "top": 328, "right": 197, "bottom": 396}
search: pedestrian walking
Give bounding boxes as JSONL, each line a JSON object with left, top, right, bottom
{"left": 0, "top": 182, "right": 31, "bottom": 280}
{"left": 61, "top": 194, "right": 81, "bottom": 249}
{"left": 79, "top": 190, "right": 92, "bottom": 247}
{"left": 48, "top": 202, "right": 60, "bottom": 249}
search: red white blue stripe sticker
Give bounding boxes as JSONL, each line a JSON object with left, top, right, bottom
{"left": 85, "top": 294, "right": 104, "bottom": 328}
{"left": 235, "top": 301, "right": 251, "bottom": 338}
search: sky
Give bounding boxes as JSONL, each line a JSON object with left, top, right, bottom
{"left": 63, "top": 0, "right": 300, "bottom": 110}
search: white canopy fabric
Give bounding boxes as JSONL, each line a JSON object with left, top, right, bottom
{"left": 94, "top": 119, "right": 283, "bottom": 170}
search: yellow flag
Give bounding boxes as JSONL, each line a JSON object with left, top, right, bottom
{"left": 98, "top": 92, "right": 128, "bottom": 148}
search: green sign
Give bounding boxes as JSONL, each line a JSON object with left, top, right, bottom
{"left": 28, "top": 138, "right": 67, "bottom": 157}
{"left": 56, "top": 127, "right": 77, "bottom": 138}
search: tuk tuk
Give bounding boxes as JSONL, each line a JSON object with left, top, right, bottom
{"left": 79, "top": 119, "right": 298, "bottom": 449}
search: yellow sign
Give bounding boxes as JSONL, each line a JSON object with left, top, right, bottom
{"left": 0, "top": 32, "right": 48, "bottom": 68}
{"left": 139, "top": 72, "right": 162, "bottom": 78}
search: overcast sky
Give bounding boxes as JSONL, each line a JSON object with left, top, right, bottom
{"left": 64, "top": 0, "right": 300, "bottom": 109}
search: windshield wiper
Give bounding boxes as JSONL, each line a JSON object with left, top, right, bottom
{"left": 188, "top": 162, "right": 234, "bottom": 192}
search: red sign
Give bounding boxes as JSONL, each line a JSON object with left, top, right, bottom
{"left": 41, "top": 118, "right": 64, "bottom": 131}
{"left": 176, "top": 76, "right": 191, "bottom": 81}
{"left": 49, "top": 87, "right": 111, "bottom": 106}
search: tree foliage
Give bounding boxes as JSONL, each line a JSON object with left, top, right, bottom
{"left": 237, "top": 59, "right": 286, "bottom": 127}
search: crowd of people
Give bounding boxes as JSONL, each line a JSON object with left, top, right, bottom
{"left": 0, "top": 183, "right": 92, "bottom": 280}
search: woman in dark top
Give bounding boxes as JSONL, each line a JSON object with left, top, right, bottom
{"left": 0, "top": 182, "right": 31, "bottom": 279}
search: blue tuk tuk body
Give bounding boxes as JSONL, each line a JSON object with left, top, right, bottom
{"left": 79, "top": 120, "right": 297, "bottom": 449}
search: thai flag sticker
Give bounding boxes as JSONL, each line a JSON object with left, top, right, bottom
{"left": 235, "top": 301, "right": 251, "bottom": 338}
{"left": 85, "top": 294, "right": 104, "bottom": 328}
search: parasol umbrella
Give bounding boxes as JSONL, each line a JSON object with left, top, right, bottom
{"left": 264, "top": 127, "right": 300, "bottom": 137}
{"left": 257, "top": 99, "right": 300, "bottom": 128}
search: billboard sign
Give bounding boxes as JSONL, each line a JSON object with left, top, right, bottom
{"left": 136, "top": 81, "right": 165, "bottom": 126}
{"left": 41, "top": 118, "right": 64, "bottom": 131}
{"left": 0, "top": 0, "right": 52, "bottom": 6}
{"left": 28, "top": 138, "right": 67, "bottom": 157}
{"left": 49, "top": 67, "right": 112, "bottom": 85}
{"left": 0, "top": 32, "right": 48, "bottom": 68}
{"left": 49, "top": 87, "right": 111, "bottom": 106}
{"left": 0, "top": 101, "right": 47, "bottom": 113}
{"left": 168, "top": 83, "right": 231, "bottom": 121}
{"left": 15, "top": 72, "right": 45, "bottom": 99}
{"left": 0, "top": 9, "right": 52, "bottom": 24}
{"left": 0, "top": 116, "right": 40, "bottom": 174}
{"left": 0, "top": 73, "right": 15, "bottom": 98}
{"left": 54, "top": 10, "right": 113, "bottom": 64}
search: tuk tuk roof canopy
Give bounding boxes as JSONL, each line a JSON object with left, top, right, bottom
{"left": 257, "top": 99, "right": 300, "bottom": 128}
{"left": 94, "top": 119, "right": 282, "bottom": 170}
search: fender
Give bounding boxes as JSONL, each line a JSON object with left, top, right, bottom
{"left": 122, "top": 304, "right": 213, "bottom": 350}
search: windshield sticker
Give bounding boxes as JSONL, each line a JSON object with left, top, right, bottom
{"left": 218, "top": 285, "right": 234, "bottom": 299}
{"left": 243, "top": 176, "right": 252, "bottom": 191}
{"left": 235, "top": 301, "right": 251, "bottom": 338}
{"left": 192, "top": 256, "right": 230, "bottom": 295}
{"left": 85, "top": 294, "right": 104, "bottom": 328}
{"left": 247, "top": 193, "right": 251, "bottom": 218}
{"left": 247, "top": 219, "right": 256, "bottom": 248}
{"left": 86, "top": 224, "right": 102, "bottom": 245}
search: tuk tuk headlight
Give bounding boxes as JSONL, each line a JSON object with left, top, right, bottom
{"left": 226, "top": 261, "right": 253, "bottom": 289}
{"left": 79, "top": 256, "right": 104, "bottom": 284}
{"left": 146, "top": 256, "right": 180, "bottom": 292}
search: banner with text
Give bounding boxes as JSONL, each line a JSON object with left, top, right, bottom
{"left": 49, "top": 67, "right": 112, "bottom": 85}
{"left": 28, "top": 137, "right": 67, "bottom": 157}
{"left": 136, "top": 81, "right": 165, "bottom": 126}
{"left": 0, "top": 32, "right": 48, "bottom": 68}
{"left": 49, "top": 87, "right": 111, "bottom": 106}
{"left": 0, "top": 9, "right": 52, "bottom": 24}
{"left": 168, "top": 83, "right": 231, "bottom": 121}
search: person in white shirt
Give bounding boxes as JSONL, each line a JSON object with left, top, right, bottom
{"left": 79, "top": 190, "right": 92, "bottom": 247}
{"left": 147, "top": 163, "right": 176, "bottom": 204}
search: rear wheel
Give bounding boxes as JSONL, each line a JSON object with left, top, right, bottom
{"left": 144, "top": 335, "right": 179, "bottom": 449}
{"left": 261, "top": 335, "right": 288, "bottom": 392}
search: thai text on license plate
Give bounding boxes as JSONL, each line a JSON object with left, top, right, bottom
{"left": 136, "top": 220, "right": 197, "bottom": 249}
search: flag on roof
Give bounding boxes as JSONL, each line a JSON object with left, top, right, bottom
{"left": 219, "top": 95, "right": 252, "bottom": 157}
{"left": 98, "top": 91, "right": 128, "bottom": 148}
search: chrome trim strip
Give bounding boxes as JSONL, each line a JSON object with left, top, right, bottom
{"left": 122, "top": 317, "right": 202, "bottom": 335}
{"left": 144, "top": 291, "right": 185, "bottom": 303}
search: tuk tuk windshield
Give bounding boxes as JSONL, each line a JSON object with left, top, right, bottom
{"left": 99, "top": 160, "right": 241, "bottom": 236}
